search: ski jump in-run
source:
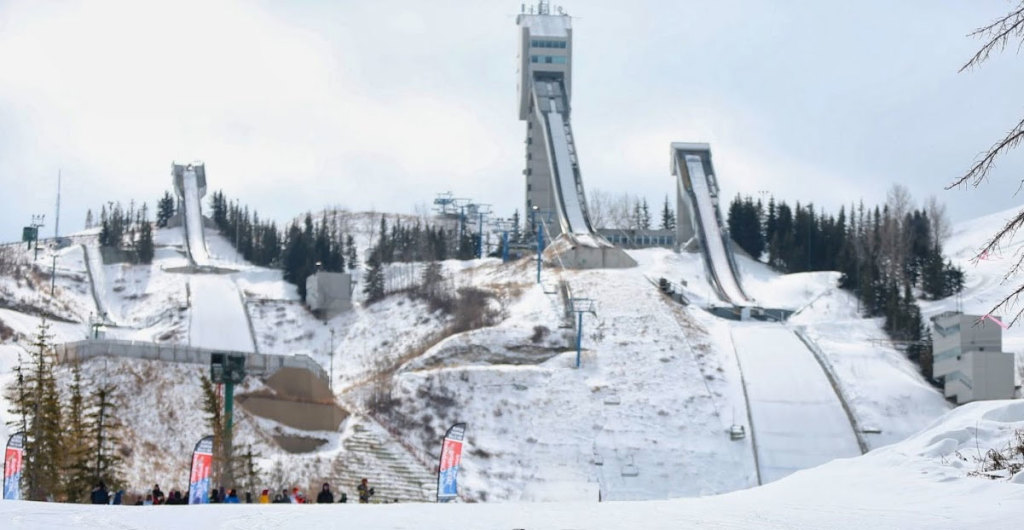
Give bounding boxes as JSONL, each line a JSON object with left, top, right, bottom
{"left": 517, "top": 4, "right": 635, "bottom": 269}
{"left": 671, "top": 143, "right": 753, "bottom": 306}
{"left": 172, "top": 162, "right": 212, "bottom": 268}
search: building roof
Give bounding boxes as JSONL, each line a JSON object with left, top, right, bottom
{"left": 518, "top": 14, "right": 571, "bottom": 38}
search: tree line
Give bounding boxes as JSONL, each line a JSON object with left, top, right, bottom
{"left": 727, "top": 187, "right": 964, "bottom": 376}
{"left": 92, "top": 201, "right": 155, "bottom": 264}
{"left": 4, "top": 321, "right": 122, "bottom": 501}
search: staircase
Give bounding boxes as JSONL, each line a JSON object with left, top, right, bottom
{"left": 329, "top": 418, "right": 435, "bottom": 503}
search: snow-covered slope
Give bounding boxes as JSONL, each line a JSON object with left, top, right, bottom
{"left": 0, "top": 203, "right": 1016, "bottom": 506}
{"left": 3, "top": 399, "right": 1024, "bottom": 529}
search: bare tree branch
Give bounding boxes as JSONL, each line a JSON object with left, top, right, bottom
{"left": 972, "top": 209, "right": 1024, "bottom": 266}
{"left": 960, "top": 4, "right": 1024, "bottom": 72}
{"left": 947, "top": 116, "right": 1024, "bottom": 189}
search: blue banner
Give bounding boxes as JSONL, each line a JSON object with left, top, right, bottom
{"left": 436, "top": 423, "right": 466, "bottom": 502}
{"left": 3, "top": 432, "right": 25, "bottom": 501}
{"left": 188, "top": 436, "right": 214, "bottom": 505}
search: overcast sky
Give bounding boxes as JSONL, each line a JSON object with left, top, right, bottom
{"left": 1, "top": 0, "right": 1022, "bottom": 242}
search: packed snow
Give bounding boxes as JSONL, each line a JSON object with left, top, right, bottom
{"left": 731, "top": 324, "right": 862, "bottom": 483}
{"left": 3, "top": 399, "right": 1024, "bottom": 529}
{"left": 181, "top": 167, "right": 211, "bottom": 267}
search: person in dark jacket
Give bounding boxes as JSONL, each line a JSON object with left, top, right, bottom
{"left": 356, "top": 478, "right": 374, "bottom": 504}
{"left": 90, "top": 482, "right": 110, "bottom": 505}
{"left": 316, "top": 483, "right": 334, "bottom": 504}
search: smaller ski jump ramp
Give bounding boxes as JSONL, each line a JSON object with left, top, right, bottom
{"left": 671, "top": 143, "right": 752, "bottom": 305}
{"left": 172, "top": 162, "right": 211, "bottom": 268}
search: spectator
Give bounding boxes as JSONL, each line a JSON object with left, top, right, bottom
{"left": 225, "top": 489, "right": 240, "bottom": 503}
{"left": 144, "top": 494, "right": 154, "bottom": 506}
{"left": 259, "top": 489, "right": 270, "bottom": 504}
{"left": 152, "top": 484, "right": 165, "bottom": 505}
{"left": 356, "top": 478, "right": 374, "bottom": 504}
{"left": 339, "top": 492, "right": 348, "bottom": 504}
{"left": 316, "top": 483, "right": 334, "bottom": 504}
{"left": 90, "top": 482, "right": 110, "bottom": 505}
{"left": 112, "top": 490, "right": 124, "bottom": 505}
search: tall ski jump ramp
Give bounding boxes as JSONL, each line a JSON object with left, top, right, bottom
{"left": 517, "top": 5, "right": 635, "bottom": 269}
{"left": 671, "top": 143, "right": 752, "bottom": 306}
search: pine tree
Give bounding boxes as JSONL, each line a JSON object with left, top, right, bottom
{"left": 156, "top": 191, "right": 175, "bottom": 228}
{"left": 511, "top": 209, "right": 522, "bottom": 243}
{"left": 640, "top": 198, "right": 652, "bottom": 230}
{"left": 345, "top": 234, "right": 358, "bottom": 271}
{"left": 20, "top": 320, "right": 63, "bottom": 500}
{"left": 85, "top": 382, "right": 122, "bottom": 491}
{"left": 363, "top": 253, "right": 385, "bottom": 304}
{"left": 200, "top": 375, "right": 226, "bottom": 487}
{"left": 61, "top": 362, "right": 92, "bottom": 503}
{"left": 85, "top": 209, "right": 94, "bottom": 230}
{"left": 660, "top": 195, "right": 676, "bottom": 230}
{"left": 136, "top": 216, "right": 155, "bottom": 264}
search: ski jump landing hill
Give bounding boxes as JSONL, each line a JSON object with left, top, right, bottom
{"left": 172, "top": 162, "right": 212, "bottom": 269}
{"left": 517, "top": 7, "right": 635, "bottom": 269}
{"left": 671, "top": 143, "right": 753, "bottom": 307}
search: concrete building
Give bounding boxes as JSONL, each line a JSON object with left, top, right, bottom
{"left": 930, "top": 311, "right": 1015, "bottom": 404}
{"left": 306, "top": 271, "right": 352, "bottom": 319}
{"left": 517, "top": 1, "right": 571, "bottom": 236}
{"left": 597, "top": 228, "right": 676, "bottom": 249}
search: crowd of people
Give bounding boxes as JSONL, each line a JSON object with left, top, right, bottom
{"left": 89, "top": 478, "right": 385, "bottom": 506}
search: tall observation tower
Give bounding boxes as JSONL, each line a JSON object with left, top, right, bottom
{"left": 517, "top": 1, "right": 572, "bottom": 236}
{"left": 514, "top": 2, "right": 636, "bottom": 269}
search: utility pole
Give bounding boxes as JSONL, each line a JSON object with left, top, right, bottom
{"left": 51, "top": 171, "right": 61, "bottom": 296}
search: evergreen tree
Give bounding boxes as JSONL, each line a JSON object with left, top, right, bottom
{"left": 136, "top": 215, "right": 155, "bottom": 264}
{"left": 363, "top": 253, "right": 385, "bottom": 304}
{"left": 156, "top": 191, "right": 175, "bottom": 228}
{"left": 85, "top": 382, "right": 122, "bottom": 491}
{"left": 19, "top": 320, "right": 63, "bottom": 500}
{"left": 200, "top": 375, "right": 226, "bottom": 487}
{"left": 660, "top": 195, "right": 676, "bottom": 230}
{"left": 345, "top": 234, "right": 358, "bottom": 271}
{"left": 84, "top": 209, "right": 94, "bottom": 230}
{"left": 61, "top": 362, "right": 92, "bottom": 503}
{"left": 640, "top": 198, "right": 652, "bottom": 230}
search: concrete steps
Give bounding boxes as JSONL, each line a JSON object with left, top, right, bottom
{"left": 328, "top": 418, "right": 434, "bottom": 503}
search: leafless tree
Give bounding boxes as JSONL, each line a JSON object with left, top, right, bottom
{"left": 924, "top": 195, "right": 952, "bottom": 244}
{"left": 950, "top": 2, "right": 1024, "bottom": 323}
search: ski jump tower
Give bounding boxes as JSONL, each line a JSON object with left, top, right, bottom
{"left": 516, "top": 2, "right": 635, "bottom": 269}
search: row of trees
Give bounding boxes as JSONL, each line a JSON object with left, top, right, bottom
{"left": 587, "top": 191, "right": 677, "bottom": 231}
{"left": 92, "top": 201, "right": 155, "bottom": 264}
{"left": 4, "top": 321, "right": 122, "bottom": 501}
{"left": 727, "top": 187, "right": 964, "bottom": 373}
{"left": 280, "top": 214, "right": 357, "bottom": 300}
{"left": 362, "top": 216, "right": 480, "bottom": 304}
{"left": 210, "top": 191, "right": 284, "bottom": 268}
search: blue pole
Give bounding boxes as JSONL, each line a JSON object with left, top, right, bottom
{"left": 536, "top": 217, "right": 543, "bottom": 284}
{"left": 502, "top": 230, "right": 509, "bottom": 263}
{"left": 575, "top": 311, "right": 583, "bottom": 368}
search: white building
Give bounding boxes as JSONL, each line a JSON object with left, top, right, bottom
{"left": 930, "top": 311, "right": 1014, "bottom": 404}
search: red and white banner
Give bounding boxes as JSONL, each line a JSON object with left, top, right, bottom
{"left": 436, "top": 423, "right": 466, "bottom": 502}
{"left": 188, "top": 436, "right": 214, "bottom": 505}
{"left": 3, "top": 432, "right": 25, "bottom": 501}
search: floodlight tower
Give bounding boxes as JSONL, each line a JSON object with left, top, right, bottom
{"left": 517, "top": 1, "right": 572, "bottom": 238}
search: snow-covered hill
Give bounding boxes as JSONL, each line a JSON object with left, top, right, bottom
{"left": 0, "top": 204, "right": 1018, "bottom": 506}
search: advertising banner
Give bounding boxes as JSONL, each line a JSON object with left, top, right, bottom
{"left": 187, "top": 436, "right": 214, "bottom": 505}
{"left": 3, "top": 432, "right": 25, "bottom": 501}
{"left": 436, "top": 422, "right": 466, "bottom": 502}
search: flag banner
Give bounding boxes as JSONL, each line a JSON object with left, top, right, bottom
{"left": 3, "top": 432, "right": 25, "bottom": 501}
{"left": 436, "top": 422, "right": 466, "bottom": 502}
{"left": 188, "top": 436, "right": 214, "bottom": 505}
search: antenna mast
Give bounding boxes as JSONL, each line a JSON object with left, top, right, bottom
{"left": 55, "top": 169, "right": 61, "bottom": 239}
